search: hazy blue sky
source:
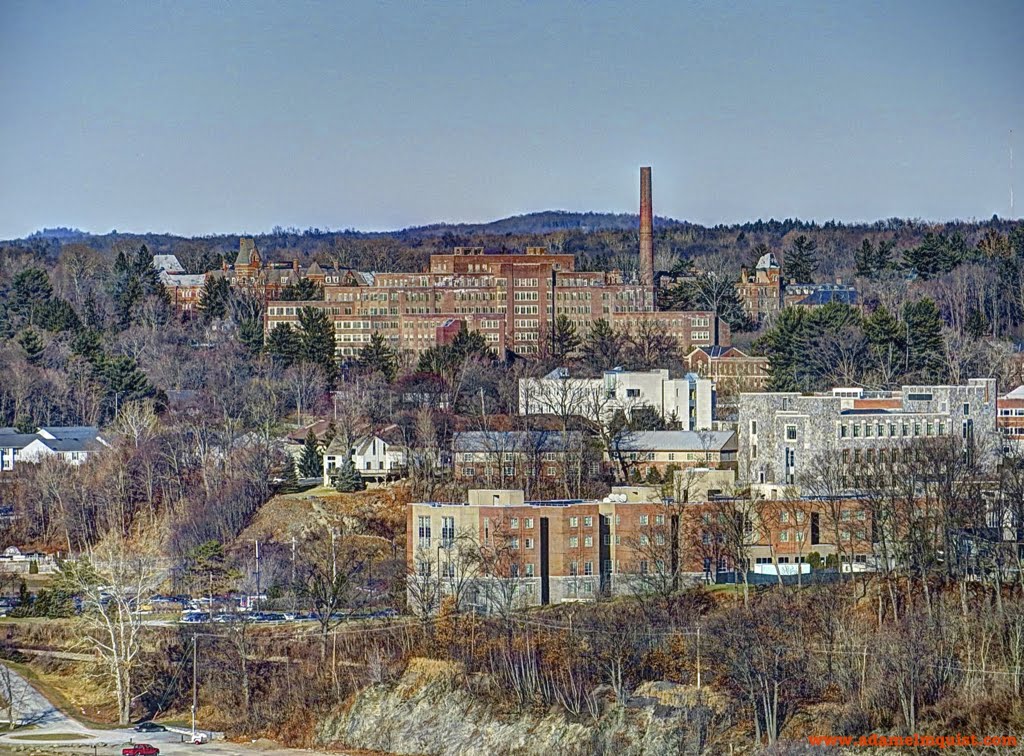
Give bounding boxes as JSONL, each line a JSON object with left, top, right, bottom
{"left": 1, "top": 1, "right": 1022, "bottom": 238}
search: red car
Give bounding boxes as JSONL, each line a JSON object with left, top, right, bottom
{"left": 123, "top": 745, "right": 159, "bottom": 756}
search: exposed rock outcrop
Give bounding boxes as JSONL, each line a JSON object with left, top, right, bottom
{"left": 317, "top": 658, "right": 725, "bottom": 755}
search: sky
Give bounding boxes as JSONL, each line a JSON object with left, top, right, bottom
{"left": 1, "top": 1, "right": 1022, "bottom": 239}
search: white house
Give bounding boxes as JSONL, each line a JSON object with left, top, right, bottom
{"left": 519, "top": 368, "right": 715, "bottom": 430}
{"left": 0, "top": 426, "right": 108, "bottom": 472}
{"left": 323, "top": 429, "right": 408, "bottom": 485}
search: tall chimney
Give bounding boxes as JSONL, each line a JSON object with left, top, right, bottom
{"left": 639, "top": 166, "right": 654, "bottom": 288}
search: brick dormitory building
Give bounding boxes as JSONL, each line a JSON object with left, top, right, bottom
{"left": 406, "top": 485, "right": 878, "bottom": 611}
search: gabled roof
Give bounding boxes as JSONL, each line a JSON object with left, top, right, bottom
{"left": 756, "top": 252, "right": 780, "bottom": 270}
{"left": 1002, "top": 385, "right": 1024, "bottom": 400}
{"left": 0, "top": 429, "right": 41, "bottom": 450}
{"left": 0, "top": 426, "right": 105, "bottom": 453}
{"left": 152, "top": 254, "right": 185, "bottom": 273}
{"left": 613, "top": 430, "right": 737, "bottom": 452}
{"left": 688, "top": 345, "right": 757, "bottom": 360}
{"left": 305, "top": 261, "right": 324, "bottom": 276}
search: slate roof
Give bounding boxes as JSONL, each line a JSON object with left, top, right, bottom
{"left": 798, "top": 287, "right": 858, "bottom": 306}
{"left": 0, "top": 426, "right": 105, "bottom": 453}
{"left": 613, "top": 430, "right": 737, "bottom": 452}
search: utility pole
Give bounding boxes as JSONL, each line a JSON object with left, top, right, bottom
{"left": 331, "top": 527, "right": 337, "bottom": 582}
{"left": 254, "top": 540, "right": 261, "bottom": 612}
{"left": 190, "top": 634, "right": 197, "bottom": 741}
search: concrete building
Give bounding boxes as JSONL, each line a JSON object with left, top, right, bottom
{"left": 0, "top": 426, "right": 108, "bottom": 472}
{"left": 518, "top": 368, "right": 715, "bottom": 430}
{"left": 738, "top": 379, "right": 999, "bottom": 489}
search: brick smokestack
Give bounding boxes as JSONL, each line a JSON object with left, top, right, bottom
{"left": 639, "top": 166, "right": 654, "bottom": 288}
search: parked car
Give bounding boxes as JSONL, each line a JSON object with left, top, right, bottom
{"left": 134, "top": 722, "right": 166, "bottom": 733}
{"left": 122, "top": 744, "right": 159, "bottom": 756}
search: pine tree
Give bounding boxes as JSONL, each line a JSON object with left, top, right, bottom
{"left": 297, "top": 306, "right": 336, "bottom": 375}
{"left": 581, "top": 318, "right": 625, "bottom": 371}
{"left": 334, "top": 454, "right": 365, "bottom": 492}
{"left": 357, "top": 332, "right": 398, "bottom": 381}
{"left": 965, "top": 308, "right": 988, "bottom": 339}
{"left": 83, "top": 291, "right": 104, "bottom": 330}
{"left": 854, "top": 239, "right": 876, "bottom": 278}
{"left": 266, "top": 323, "right": 301, "bottom": 368}
{"left": 904, "top": 232, "right": 964, "bottom": 280}
{"left": 230, "top": 291, "right": 265, "bottom": 354}
{"left": 784, "top": 235, "right": 819, "bottom": 283}
{"left": 280, "top": 278, "right": 323, "bottom": 301}
{"left": 198, "top": 276, "right": 231, "bottom": 321}
{"left": 298, "top": 430, "right": 323, "bottom": 478}
{"left": 11, "top": 268, "right": 54, "bottom": 327}
{"left": 551, "top": 315, "right": 580, "bottom": 359}
{"left": 17, "top": 328, "right": 44, "bottom": 364}
{"left": 903, "top": 298, "right": 946, "bottom": 381}
{"left": 37, "top": 298, "right": 81, "bottom": 333}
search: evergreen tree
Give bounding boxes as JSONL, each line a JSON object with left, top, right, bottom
{"left": 82, "top": 291, "right": 104, "bottom": 330}
{"left": 874, "top": 239, "right": 896, "bottom": 273}
{"left": 37, "top": 298, "right": 81, "bottom": 333}
{"left": 298, "top": 430, "right": 323, "bottom": 478}
{"left": 110, "top": 245, "right": 170, "bottom": 328}
{"left": 100, "top": 355, "right": 163, "bottom": 416}
{"left": 11, "top": 268, "right": 53, "bottom": 326}
{"left": 280, "top": 278, "right": 323, "bottom": 301}
{"left": 297, "top": 306, "right": 336, "bottom": 375}
{"left": 230, "top": 290, "right": 265, "bottom": 354}
{"left": 17, "top": 328, "right": 44, "bottom": 364}
{"left": 784, "top": 235, "right": 819, "bottom": 283}
{"left": 198, "top": 276, "right": 231, "bottom": 321}
{"left": 965, "top": 308, "right": 988, "bottom": 339}
{"left": 551, "top": 315, "right": 580, "bottom": 359}
{"left": 581, "top": 318, "right": 625, "bottom": 371}
{"left": 334, "top": 454, "right": 365, "bottom": 492}
{"left": 903, "top": 232, "right": 963, "bottom": 280}
{"left": 71, "top": 328, "right": 105, "bottom": 365}
{"left": 854, "top": 239, "right": 876, "bottom": 279}
{"left": 266, "top": 323, "right": 302, "bottom": 368}
{"left": 902, "top": 298, "right": 946, "bottom": 381}
{"left": 357, "top": 332, "right": 398, "bottom": 381}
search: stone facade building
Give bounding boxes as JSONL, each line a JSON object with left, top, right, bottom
{"left": 737, "top": 379, "right": 999, "bottom": 490}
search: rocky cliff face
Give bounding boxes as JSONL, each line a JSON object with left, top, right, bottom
{"left": 317, "top": 658, "right": 724, "bottom": 756}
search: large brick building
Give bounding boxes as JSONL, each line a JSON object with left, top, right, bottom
{"left": 265, "top": 169, "right": 727, "bottom": 361}
{"left": 266, "top": 245, "right": 726, "bottom": 361}
{"left": 406, "top": 486, "right": 881, "bottom": 611}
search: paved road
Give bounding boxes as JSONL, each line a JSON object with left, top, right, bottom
{"left": 0, "top": 663, "right": 357, "bottom": 756}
